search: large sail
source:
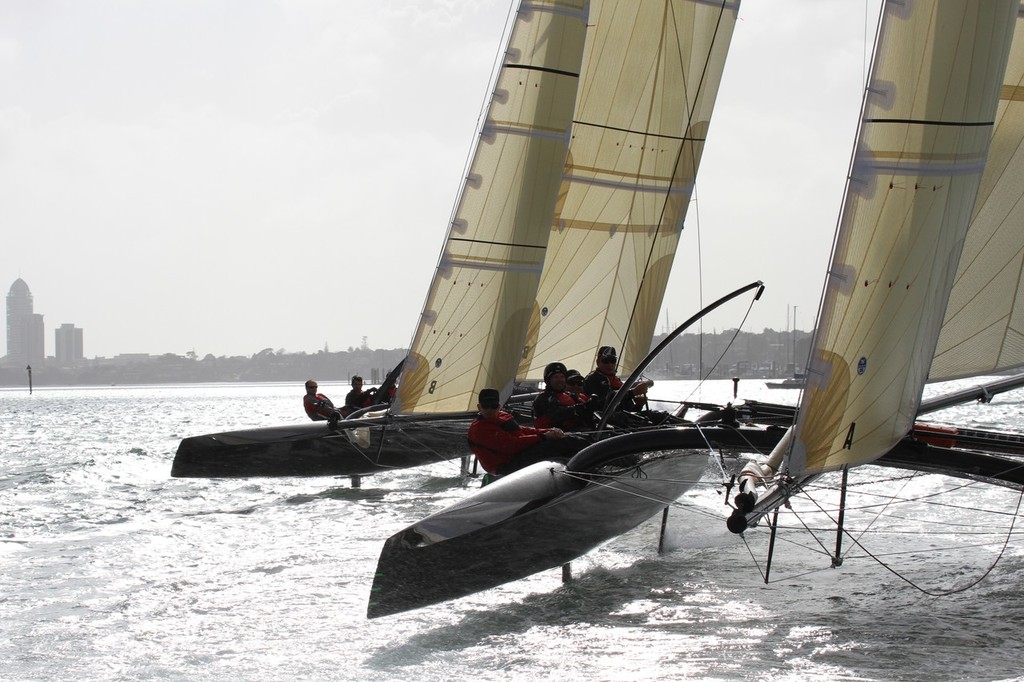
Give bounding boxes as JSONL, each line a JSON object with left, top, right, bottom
{"left": 518, "top": 0, "right": 739, "bottom": 380}
{"left": 785, "top": 0, "right": 1018, "bottom": 476}
{"left": 393, "top": 1, "right": 588, "bottom": 415}
{"left": 931, "top": 6, "right": 1024, "bottom": 381}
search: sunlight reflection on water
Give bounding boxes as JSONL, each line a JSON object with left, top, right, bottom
{"left": 0, "top": 380, "right": 1022, "bottom": 680}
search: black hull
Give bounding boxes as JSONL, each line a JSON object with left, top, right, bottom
{"left": 171, "top": 400, "right": 783, "bottom": 478}
{"left": 171, "top": 412, "right": 475, "bottom": 478}
{"left": 367, "top": 429, "right": 713, "bottom": 618}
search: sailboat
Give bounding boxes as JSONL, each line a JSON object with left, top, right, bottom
{"left": 366, "top": 0, "right": 749, "bottom": 618}
{"left": 171, "top": 0, "right": 751, "bottom": 480}
{"left": 172, "top": 0, "right": 589, "bottom": 479}
{"left": 727, "top": 0, "right": 1024, "bottom": 579}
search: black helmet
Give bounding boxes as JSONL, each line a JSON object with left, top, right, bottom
{"left": 478, "top": 388, "right": 501, "bottom": 408}
{"left": 543, "top": 362, "right": 567, "bottom": 382}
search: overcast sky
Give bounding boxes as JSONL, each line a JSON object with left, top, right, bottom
{"left": 1, "top": 0, "right": 882, "bottom": 359}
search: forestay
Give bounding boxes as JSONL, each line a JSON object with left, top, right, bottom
{"left": 394, "top": 1, "right": 588, "bottom": 415}
{"left": 518, "top": 0, "right": 739, "bottom": 380}
{"left": 784, "top": 0, "right": 1018, "bottom": 476}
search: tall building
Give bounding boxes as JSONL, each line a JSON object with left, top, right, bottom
{"left": 6, "top": 278, "right": 45, "bottom": 366}
{"left": 55, "top": 323, "right": 84, "bottom": 365}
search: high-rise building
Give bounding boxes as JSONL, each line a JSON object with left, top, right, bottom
{"left": 6, "top": 278, "right": 45, "bottom": 366}
{"left": 55, "top": 323, "right": 84, "bottom": 365}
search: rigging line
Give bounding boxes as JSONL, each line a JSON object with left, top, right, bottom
{"left": 764, "top": 524, "right": 1024, "bottom": 537}
{"left": 819, "top": 479, "right": 1024, "bottom": 596}
{"left": 841, "top": 538, "right": 1024, "bottom": 561}
{"left": 557, "top": 473, "right": 702, "bottom": 507}
{"left": 781, "top": 493, "right": 839, "bottom": 558}
{"left": 693, "top": 295, "right": 759, "bottom": 388}
{"left": 846, "top": 467, "right": 921, "bottom": 552}
{"left": 686, "top": 0, "right": 731, "bottom": 371}
{"left": 738, "top": 525, "right": 843, "bottom": 584}
{"left": 811, "top": 496, "right": 1024, "bottom": 520}
{"left": 837, "top": 499, "right": 1023, "bottom": 597}
{"left": 809, "top": 472, "right": 1024, "bottom": 514}
{"left": 739, "top": 533, "right": 769, "bottom": 583}
{"left": 560, "top": 467, "right": 705, "bottom": 491}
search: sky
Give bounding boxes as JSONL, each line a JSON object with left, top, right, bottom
{"left": 0, "top": 0, "right": 882, "bottom": 359}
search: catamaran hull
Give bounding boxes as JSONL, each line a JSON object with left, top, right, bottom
{"left": 367, "top": 429, "right": 713, "bottom": 618}
{"left": 171, "top": 413, "right": 475, "bottom": 478}
{"left": 171, "top": 403, "right": 784, "bottom": 478}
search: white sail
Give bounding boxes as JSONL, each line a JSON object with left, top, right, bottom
{"left": 784, "top": 0, "right": 1018, "bottom": 476}
{"left": 931, "top": 6, "right": 1024, "bottom": 381}
{"left": 393, "top": 1, "right": 589, "bottom": 415}
{"left": 518, "top": 0, "right": 740, "bottom": 380}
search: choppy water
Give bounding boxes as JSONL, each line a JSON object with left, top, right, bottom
{"left": 2, "top": 379, "right": 1023, "bottom": 681}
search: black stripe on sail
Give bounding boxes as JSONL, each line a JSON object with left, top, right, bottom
{"left": 572, "top": 119, "right": 701, "bottom": 143}
{"left": 865, "top": 118, "right": 995, "bottom": 128}
{"left": 503, "top": 63, "right": 580, "bottom": 79}
{"left": 449, "top": 237, "right": 547, "bottom": 250}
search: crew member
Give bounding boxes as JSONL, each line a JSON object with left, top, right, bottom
{"left": 468, "top": 388, "right": 586, "bottom": 477}
{"left": 533, "top": 362, "right": 592, "bottom": 431}
{"left": 565, "top": 369, "right": 588, "bottom": 401}
{"left": 344, "top": 375, "right": 378, "bottom": 416}
{"left": 583, "top": 346, "right": 649, "bottom": 413}
{"left": 303, "top": 379, "right": 342, "bottom": 422}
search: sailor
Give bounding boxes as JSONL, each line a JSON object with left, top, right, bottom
{"left": 343, "top": 375, "right": 378, "bottom": 416}
{"left": 303, "top": 379, "right": 342, "bottom": 423}
{"left": 468, "top": 388, "right": 586, "bottom": 477}
{"left": 583, "top": 346, "right": 650, "bottom": 413}
{"left": 565, "top": 369, "right": 588, "bottom": 401}
{"left": 533, "top": 362, "right": 592, "bottom": 431}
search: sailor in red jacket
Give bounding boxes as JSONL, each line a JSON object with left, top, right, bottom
{"left": 303, "top": 379, "right": 341, "bottom": 422}
{"left": 468, "top": 388, "right": 586, "bottom": 476}
{"left": 533, "top": 362, "right": 592, "bottom": 431}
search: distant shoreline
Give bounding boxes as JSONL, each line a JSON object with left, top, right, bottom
{"left": 0, "top": 328, "right": 812, "bottom": 388}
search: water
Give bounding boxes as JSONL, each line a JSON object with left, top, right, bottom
{"left": 2, "top": 380, "right": 1023, "bottom": 681}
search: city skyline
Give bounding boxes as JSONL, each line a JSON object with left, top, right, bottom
{"left": 3, "top": 274, "right": 813, "bottom": 364}
{"left": 3, "top": 278, "right": 82, "bottom": 366}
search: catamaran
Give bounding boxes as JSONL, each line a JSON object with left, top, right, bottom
{"left": 171, "top": 0, "right": 744, "bottom": 480}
